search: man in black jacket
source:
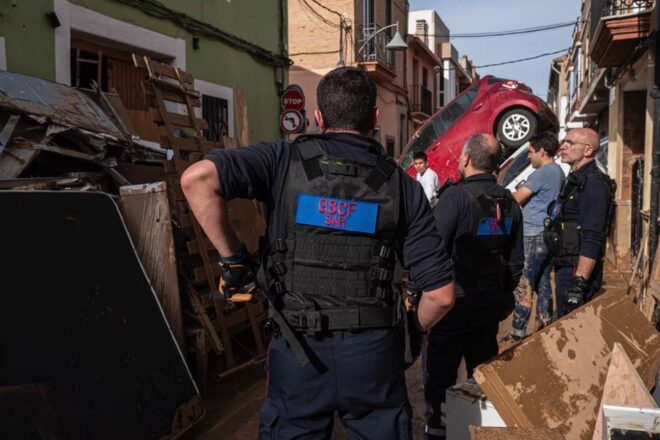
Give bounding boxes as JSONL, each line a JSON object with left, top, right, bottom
{"left": 423, "top": 133, "right": 524, "bottom": 440}
{"left": 181, "top": 67, "right": 455, "bottom": 440}
{"left": 546, "top": 128, "right": 613, "bottom": 317}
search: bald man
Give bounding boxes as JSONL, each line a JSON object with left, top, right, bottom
{"left": 545, "top": 128, "right": 614, "bottom": 317}
{"left": 423, "top": 133, "right": 524, "bottom": 440}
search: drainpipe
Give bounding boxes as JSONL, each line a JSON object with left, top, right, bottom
{"left": 647, "top": 2, "right": 660, "bottom": 283}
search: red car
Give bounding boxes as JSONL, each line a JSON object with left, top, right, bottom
{"left": 399, "top": 75, "right": 558, "bottom": 183}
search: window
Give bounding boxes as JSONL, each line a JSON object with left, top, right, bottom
{"left": 386, "top": 137, "right": 395, "bottom": 158}
{"left": 202, "top": 95, "right": 229, "bottom": 142}
{"left": 422, "top": 67, "right": 428, "bottom": 89}
{"left": 400, "top": 81, "right": 481, "bottom": 170}
{"left": 364, "top": 0, "right": 374, "bottom": 27}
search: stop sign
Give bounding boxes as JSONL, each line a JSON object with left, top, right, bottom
{"left": 281, "top": 85, "right": 305, "bottom": 111}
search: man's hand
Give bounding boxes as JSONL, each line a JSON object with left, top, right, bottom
{"left": 563, "top": 275, "right": 587, "bottom": 315}
{"left": 219, "top": 244, "right": 256, "bottom": 300}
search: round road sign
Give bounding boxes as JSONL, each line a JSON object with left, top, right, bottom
{"left": 281, "top": 85, "right": 305, "bottom": 111}
{"left": 280, "top": 109, "right": 304, "bottom": 134}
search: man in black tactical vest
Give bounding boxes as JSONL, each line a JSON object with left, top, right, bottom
{"left": 423, "top": 134, "right": 524, "bottom": 440}
{"left": 181, "top": 67, "right": 455, "bottom": 439}
{"left": 544, "top": 128, "right": 614, "bottom": 317}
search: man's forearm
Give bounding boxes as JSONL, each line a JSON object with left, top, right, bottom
{"left": 417, "top": 282, "right": 455, "bottom": 330}
{"left": 575, "top": 256, "right": 597, "bottom": 280}
{"left": 181, "top": 160, "right": 241, "bottom": 257}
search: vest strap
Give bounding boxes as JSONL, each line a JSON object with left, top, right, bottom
{"left": 365, "top": 155, "right": 397, "bottom": 191}
{"left": 296, "top": 141, "right": 324, "bottom": 181}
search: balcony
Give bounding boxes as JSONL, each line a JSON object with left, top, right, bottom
{"left": 591, "top": 0, "right": 654, "bottom": 67}
{"left": 357, "top": 24, "right": 396, "bottom": 82}
{"left": 409, "top": 84, "right": 433, "bottom": 118}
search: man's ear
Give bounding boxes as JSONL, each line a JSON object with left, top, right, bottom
{"left": 461, "top": 153, "right": 470, "bottom": 168}
{"left": 374, "top": 107, "right": 380, "bottom": 128}
{"left": 314, "top": 109, "right": 326, "bottom": 132}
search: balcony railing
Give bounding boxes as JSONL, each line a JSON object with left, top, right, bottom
{"left": 358, "top": 24, "right": 396, "bottom": 72}
{"left": 409, "top": 84, "right": 433, "bottom": 116}
{"left": 591, "top": 0, "right": 653, "bottom": 36}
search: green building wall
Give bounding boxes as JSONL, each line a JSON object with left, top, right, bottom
{"left": 0, "top": 0, "right": 287, "bottom": 142}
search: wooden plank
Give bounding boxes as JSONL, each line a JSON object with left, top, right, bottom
{"left": 0, "top": 148, "right": 39, "bottom": 179}
{"left": 149, "top": 107, "right": 208, "bottom": 130}
{"left": 184, "top": 283, "right": 223, "bottom": 355}
{"left": 592, "top": 343, "right": 657, "bottom": 440}
{"left": 0, "top": 114, "right": 20, "bottom": 154}
{"left": 194, "top": 265, "right": 221, "bottom": 284}
{"left": 233, "top": 84, "right": 249, "bottom": 147}
{"left": 186, "top": 237, "right": 214, "bottom": 256}
{"left": 145, "top": 57, "right": 180, "bottom": 81}
{"left": 143, "top": 86, "right": 200, "bottom": 107}
{"left": 474, "top": 291, "right": 660, "bottom": 440}
{"left": 470, "top": 427, "right": 566, "bottom": 440}
{"left": 118, "top": 182, "right": 185, "bottom": 349}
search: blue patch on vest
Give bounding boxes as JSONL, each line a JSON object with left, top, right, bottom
{"left": 476, "top": 217, "right": 513, "bottom": 236}
{"left": 295, "top": 193, "right": 379, "bottom": 234}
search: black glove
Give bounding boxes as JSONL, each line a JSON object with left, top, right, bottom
{"left": 563, "top": 275, "right": 587, "bottom": 315}
{"left": 218, "top": 244, "right": 256, "bottom": 300}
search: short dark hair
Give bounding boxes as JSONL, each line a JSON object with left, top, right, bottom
{"left": 316, "top": 67, "right": 377, "bottom": 134}
{"left": 530, "top": 131, "right": 560, "bottom": 156}
{"left": 413, "top": 152, "right": 428, "bottom": 162}
{"left": 463, "top": 134, "right": 501, "bottom": 173}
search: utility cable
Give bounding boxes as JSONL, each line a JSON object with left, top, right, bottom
{"left": 308, "top": 0, "right": 343, "bottom": 18}
{"left": 441, "top": 48, "right": 570, "bottom": 72}
{"left": 424, "top": 20, "right": 577, "bottom": 38}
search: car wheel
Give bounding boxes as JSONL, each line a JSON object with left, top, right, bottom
{"left": 497, "top": 109, "right": 537, "bottom": 148}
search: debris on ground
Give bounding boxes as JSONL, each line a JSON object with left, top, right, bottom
{"left": 473, "top": 291, "right": 660, "bottom": 440}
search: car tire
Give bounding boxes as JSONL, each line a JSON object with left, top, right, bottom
{"left": 497, "top": 108, "right": 537, "bottom": 148}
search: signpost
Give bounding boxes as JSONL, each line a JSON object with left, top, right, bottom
{"left": 280, "top": 85, "right": 306, "bottom": 134}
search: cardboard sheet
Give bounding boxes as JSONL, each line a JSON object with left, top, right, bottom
{"left": 474, "top": 291, "right": 660, "bottom": 440}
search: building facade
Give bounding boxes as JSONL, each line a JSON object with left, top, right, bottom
{"left": 408, "top": 9, "right": 479, "bottom": 109}
{"left": 548, "top": 0, "right": 657, "bottom": 319}
{"left": 288, "top": 0, "right": 409, "bottom": 158}
{"left": 0, "top": 0, "right": 288, "bottom": 143}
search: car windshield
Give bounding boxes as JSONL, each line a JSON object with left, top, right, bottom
{"left": 400, "top": 82, "right": 481, "bottom": 170}
{"left": 499, "top": 151, "right": 530, "bottom": 187}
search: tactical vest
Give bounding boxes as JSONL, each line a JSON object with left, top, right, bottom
{"left": 261, "top": 136, "right": 403, "bottom": 336}
{"left": 452, "top": 182, "right": 516, "bottom": 296}
{"left": 543, "top": 167, "right": 616, "bottom": 266}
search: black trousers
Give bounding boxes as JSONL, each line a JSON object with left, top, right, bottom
{"left": 422, "top": 320, "right": 499, "bottom": 435}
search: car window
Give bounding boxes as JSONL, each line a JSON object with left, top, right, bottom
{"left": 400, "top": 82, "right": 481, "bottom": 170}
{"left": 487, "top": 76, "right": 505, "bottom": 85}
{"left": 499, "top": 152, "right": 530, "bottom": 188}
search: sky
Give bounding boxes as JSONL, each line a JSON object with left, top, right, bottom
{"left": 409, "top": 0, "right": 583, "bottom": 99}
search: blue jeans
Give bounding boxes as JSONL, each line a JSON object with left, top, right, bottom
{"left": 512, "top": 234, "right": 553, "bottom": 336}
{"left": 259, "top": 329, "right": 411, "bottom": 439}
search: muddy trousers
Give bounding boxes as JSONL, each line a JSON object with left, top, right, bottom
{"left": 259, "top": 329, "right": 412, "bottom": 440}
{"left": 512, "top": 234, "right": 553, "bottom": 337}
{"left": 422, "top": 321, "right": 499, "bottom": 439}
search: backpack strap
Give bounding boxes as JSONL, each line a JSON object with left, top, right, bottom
{"left": 295, "top": 140, "right": 324, "bottom": 181}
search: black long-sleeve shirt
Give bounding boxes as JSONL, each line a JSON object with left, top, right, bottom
{"left": 431, "top": 173, "right": 524, "bottom": 332}
{"left": 560, "top": 160, "right": 611, "bottom": 260}
{"left": 205, "top": 132, "right": 454, "bottom": 292}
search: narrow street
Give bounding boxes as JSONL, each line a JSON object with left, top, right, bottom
{"left": 182, "top": 262, "right": 630, "bottom": 439}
